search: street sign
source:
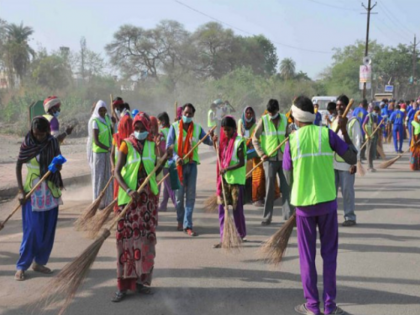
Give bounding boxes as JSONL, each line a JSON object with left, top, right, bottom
{"left": 359, "top": 65, "right": 372, "bottom": 90}
{"left": 384, "top": 85, "right": 394, "bottom": 93}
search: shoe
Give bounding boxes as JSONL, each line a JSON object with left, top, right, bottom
{"left": 367, "top": 168, "right": 376, "bottom": 173}
{"left": 241, "top": 237, "right": 248, "bottom": 242}
{"left": 177, "top": 222, "right": 183, "bottom": 231}
{"left": 14, "top": 270, "right": 25, "bottom": 281}
{"left": 158, "top": 207, "right": 167, "bottom": 212}
{"left": 261, "top": 220, "right": 271, "bottom": 226}
{"left": 253, "top": 200, "right": 264, "bottom": 207}
{"left": 213, "top": 243, "right": 222, "bottom": 248}
{"left": 32, "top": 263, "right": 53, "bottom": 274}
{"left": 325, "top": 306, "right": 348, "bottom": 314}
{"left": 111, "top": 290, "right": 126, "bottom": 302}
{"left": 184, "top": 228, "right": 197, "bottom": 236}
{"left": 342, "top": 220, "right": 356, "bottom": 227}
{"left": 399, "top": 150, "right": 404, "bottom": 154}
{"left": 294, "top": 303, "right": 319, "bottom": 315}
{"left": 136, "top": 283, "right": 153, "bottom": 295}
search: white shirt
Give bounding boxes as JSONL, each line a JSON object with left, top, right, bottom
{"left": 333, "top": 117, "right": 362, "bottom": 171}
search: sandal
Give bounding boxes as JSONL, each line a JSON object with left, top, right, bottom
{"left": 111, "top": 290, "right": 126, "bottom": 302}
{"left": 14, "top": 270, "right": 25, "bottom": 281}
{"left": 32, "top": 263, "right": 53, "bottom": 274}
{"left": 136, "top": 284, "right": 153, "bottom": 295}
{"left": 213, "top": 243, "right": 222, "bottom": 249}
{"left": 294, "top": 303, "right": 319, "bottom": 315}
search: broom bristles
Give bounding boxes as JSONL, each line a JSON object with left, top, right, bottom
{"left": 87, "top": 199, "right": 117, "bottom": 239}
{"left": 204, "top": 194, "right": 218, "bottom": 213}
{"left": 378, "top": 155, "right": 401, "bottom": 169}
{"left": 356, "top": 160, "right": 366, "bottom": 177}
{"left": 221, "top": 209, "right": 242, "bottom": 252}
{"left": 260, "top": 214, "right": 296, "bottom": 266}
{"left": 73, "top": 196, "right": 103, "bottom": 231}
{"left": 38, "top": 228, "right": 111, "bottom": 315}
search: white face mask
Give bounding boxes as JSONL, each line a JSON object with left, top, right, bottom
{"left": 270, "top": 113, "right": 279, "bottom": 120}
{"left": 418, "top": 115, "right": 420, "bottom": 121}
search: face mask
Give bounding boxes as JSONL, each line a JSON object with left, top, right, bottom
{"left": 134, "top": 131, "right": 149, "bottom": 140}
{"left": 270, "top": 113, "right": 279, "bottom": 120}
{"left": 245, "top": 117, "right": 253, "bottom": 123}
{"left": 418, "top": 115, "right": 420, "bottom": 121}
{"left": 53, "top": 111, "right": 60, "bottom": 118}
{"left": 294, "top": 123, "right": 300, "bottom": 130}
{"left": 115, "top": 109, "right": 120, "bottom": 116}
{"left": 182, "top": 115, "right": 193, "bottom": 123}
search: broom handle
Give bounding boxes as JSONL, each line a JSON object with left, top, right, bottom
{"left": 359, "top": 120, "right": 384, "bottom": 151}
{"left": 174, "top": 101, "right": 178, "bottom": 121}
{"left": 156, "top": 125, "right": 217, "bottom": 186}
{"left": 1, "top": 170, "right": 52, "bottom": 227}
{"left": 246, "top": 137, "right": 289, "bottom": 178}
{"left": 333, "top": 99, "right": 354, "bottom": 133}
{"left": 215, "top": 143, "right": 229, "bottom": 210}
{"left": 109, "top": 150, "right": 170, "bottom": 230}
{"left": 98, "top": 175, "right": 114, "bottom": 198}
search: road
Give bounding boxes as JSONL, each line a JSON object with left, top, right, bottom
{"left": 0, "top": 144, "right": 419, "bottom": 315}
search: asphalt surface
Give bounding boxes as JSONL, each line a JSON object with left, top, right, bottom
{"left": 0, "top": 144, "right": 419, "bottom": 315}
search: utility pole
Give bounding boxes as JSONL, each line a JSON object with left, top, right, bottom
{"left": 411, "top": 34, "right": 419, "bottom": 97}
{"left": 362, "top": 0, "right": 377, "bottom": 100}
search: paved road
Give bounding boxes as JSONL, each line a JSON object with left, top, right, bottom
{"left": 0, "top": 144, "right": 419, "bottom": 315}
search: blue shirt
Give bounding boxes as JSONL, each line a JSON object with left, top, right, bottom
{"left": 314, "top": 112, "right": 322, "bottom": 126}
{"left": 390, "top": 110, "right": 404, "bottom": 126}
{"left": 166, "top": 123, "right": 213, "bottom": 164}
{"left": 352, "top": 107, "right": 368, "bottom": 136}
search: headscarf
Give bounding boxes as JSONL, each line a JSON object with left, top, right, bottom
{"left": 113, "top": 115, "right": 133, "bottom": 149}
{"left": 241, "top": 106, "right": 255, "bottom": 130}
{"left": 112, "top": 98, "right": 124, "bottom": 108}
{"left": 91, "top": 100, "right": 108, "bottom": 123}
{"left": 127, "top": 112, "right": 152, "bottom": 152}
{"left": 19, "top": 116, "right": 63, "bottom": 189}
{"left": 217, "top": 116, "right": 237, "bottom": 196}
{"left": 43, "top": 96, "right": 61, "bottom": 113}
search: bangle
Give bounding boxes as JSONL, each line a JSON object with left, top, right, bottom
{"left": 126, "top": 188, "right": 132, "bottom": 194}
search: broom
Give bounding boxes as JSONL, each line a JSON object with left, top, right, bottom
{"left": 215, "top": 143, "right": 242, "bottom": 252}
{"left": 378, "top": 146, "right": 412, "bottom": 169}
{"left": 73, "top": 175, "right": 114, "bottom": 231}
{"left": 0, "top": 171, "right": 51, "bottom": 232}
{"left": 357, "top": 120, "right": 384, "bottom": 177}
{"left": 174, "top": 101, "right": 178, "bottom": 121}
{"left": 86, "top": 198, "right": 118, "bottom": 239}
{"left": 260, "top": 99, "right": 354, "bottom": 266}
{"left": 0, "top": 154, "right": 66, "bottom": 232}
{"left": 38, "top": 151, "right": 169, "bottom": 315}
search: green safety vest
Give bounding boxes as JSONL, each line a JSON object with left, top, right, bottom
{"left": 172, "top": 121, "right": 202, "bottom": 164}
{"left": 364, "top": 113, "right": 378, "bottom": 140}
{"left": 223, "top": 136, "right": 246, "bottom": 185}
{"left": 412, "top": 120, "right": 420, "bottom": 136}
{"left": 331, "top": 118, "right": 358, "bottom": 163}
{"left": 160, "top": 127, "right": 169, "bottom": 168}
{"left": 43, "top": 114, "right": 53, "bottom": 122}
{"left": 260, "top": 114, "right": 287, "bottom": 156}
{"left": 289, "top": 125, "right": 336, "bottom": 207}
{"left": 24, "top": 157, "right": 62, "bottom": 198}
{"left": 207, "top": 110, "right": 216, "bottom": 128}
{"left": 92, "top": 116, "right": 112, "bottom": 153}
{"left": 117, "top": 140, "right": 158, "bottom": 206}
{"left": 238, "top": 119, "right": 256, "bottom": 139}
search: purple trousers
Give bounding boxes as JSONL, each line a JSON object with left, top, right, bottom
{"left": 296, "top": 211, "right": 338, "bottom": 315}
{"left": 218, "top": 185, "right": 247, "bottom": 241}
{"left": 159, "top": 168, "right": 176, "bottom": 211}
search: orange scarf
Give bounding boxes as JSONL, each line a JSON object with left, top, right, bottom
{"left": 177, "top": 120, "right": 194, "bottom": 183}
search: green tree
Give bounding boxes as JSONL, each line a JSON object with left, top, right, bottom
{"left": 4, "top": 22, "right": 35, "bottom": 85}
{"left": 279, "top": 58, "right": 296, "bottom": 80}
{"left": 30, "top": 50, "right": 70, "bottom": 90}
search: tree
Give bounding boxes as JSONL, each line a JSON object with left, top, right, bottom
{"left": 3, "top": 22, "right": 35, "bottom": 85}
{"left": 0, "top": 18, "right": 7, "bottom": 69}
{"left": 279, "top": 58, "right": 296, "bottom": 80}
{"left": 31, "top": 50, "right": 70, "bottom": 90}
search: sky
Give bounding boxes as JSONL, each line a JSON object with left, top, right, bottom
{"left": 0, "top": 0, "right": 419, "bottom": 78}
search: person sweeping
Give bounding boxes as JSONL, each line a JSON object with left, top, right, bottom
{"left": 112, "top": 112, "right": 171, "bottom": 302}
{"left": 212, "top": 116, "right": 247, "bottom": 248}
{"left": 282, "top": 96, "right": 357, "bottom": 315}
{"left": 14, "top": 117, "right": 65, "bottom": 281}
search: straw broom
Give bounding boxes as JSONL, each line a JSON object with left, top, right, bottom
{"left": 0, "top": 171, "right": 51, "bottom": 232}
{"left": 204, "top": 137, "right": 289, "bottom": 213}
{"left": 38, "top": 151, "right": 169, "bottom": 315}
{"left": 73, "top": 175, "right": 114, "bottom": 231}
{"left": 357, "top": 120, "right": 384, "bottom": 177}
{"left": 215, "top": 142, "right": 242, "bottom": 252}
{"left": 261, "top": 99, "right": 354, "bottom": 266}
{"left": 378, "top": 146, "right": 412, "bottom": 169}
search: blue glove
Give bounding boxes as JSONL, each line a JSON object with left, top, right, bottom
{"left": 48, "top": 155, "right": 67, "bottom": 173}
